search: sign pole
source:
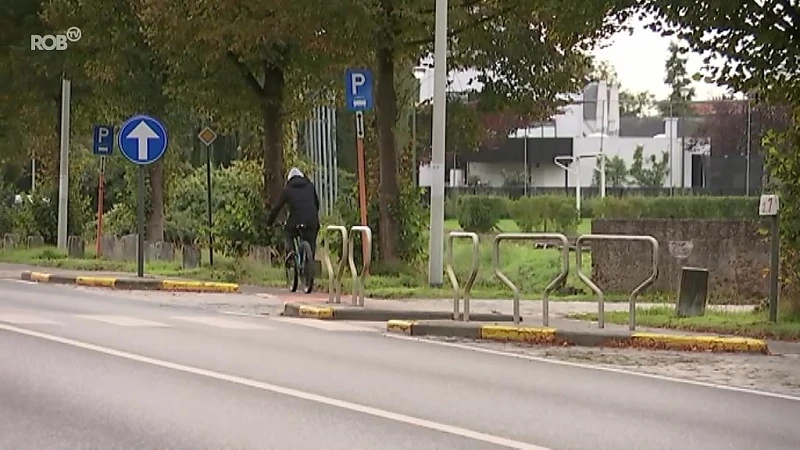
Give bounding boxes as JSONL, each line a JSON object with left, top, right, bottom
{"left": 206, "top": 140, "right": 214, "bottom": 266}
{"left": 136, "top": 166, "right": 146, "bottom": 278}
{"left": 769, "top": 211, "right": 780, "bottom": 323}
{"left": 95, "top": 156, "right": 106, "bottom": 257}
{"left": 197, "top": 126, "right": 218, "bottom": 267}
{"left": 759, "top": 194, "right": 780, "bottom": 323}
{"left": 355, "top": 111, "right": 369, "bottom": 267}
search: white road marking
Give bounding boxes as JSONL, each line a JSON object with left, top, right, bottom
{"left": 75, "top": 315, "right": 170, "bottom": 327}
{"left": 384, "top": 333, "right": 800, "bottom": 403}
{"left": 271, "top": 317, "right": 378, "bottom": 332}
{"left": 0, "top": 323, "right": 548, "bottom": 450}
{"left": 0, "top": 313, "right": 60, "bottom": 325}
{"left": 172, "top": 316, "right": 270, "bottom": 330}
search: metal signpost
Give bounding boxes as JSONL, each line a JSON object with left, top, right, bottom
{"left": 92, "top": 125, "right": 114, "bottom": 257}
{"left": 759, "top": 194, "right": 780, "bottom": 322}
{"left": 118, "top": 114, "right": 169, "bottom": 278}
{"left": 197, "top": 126, "right": 218, "bottom": 266}
{"left": 344, "top": 68, "right": 373, "bottom": 267}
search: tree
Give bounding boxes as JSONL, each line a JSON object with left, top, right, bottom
{"left": 356, "top": 0, "right": 635, "bottom": 262}
{"left": 644, "top": 0, "right": 800, "bottom": 314}
{"left": 592, "top": 155, "right": 628, "bottom": 187}
{"left": 656, "top": 41, "right": 696, "bottom": 116}
{"left": 134, "top": 0, "right": 355, "bottom": 214}
{"left": 590, "top": 60, "right": 620, "bottom": 85}
{"left": 619, "top": 90, "right": 656, "bottom": 117}
{"left": 628, "top": 145, "right": 669, "bottom": 187}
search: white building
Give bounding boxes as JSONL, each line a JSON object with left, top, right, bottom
{"left": 459, "top": 81, "right": 710, "bottom": 189}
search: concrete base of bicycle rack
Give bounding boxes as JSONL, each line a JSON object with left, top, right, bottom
{"left": 281, "top": 302, "right": 519, "bottom": 322}
{"left": 386, "top": 320, "right": 770, "bottom": 354}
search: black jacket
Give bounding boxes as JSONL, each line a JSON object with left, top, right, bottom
{"left": 266, "top": 175, "right": 320, "bottom": 228}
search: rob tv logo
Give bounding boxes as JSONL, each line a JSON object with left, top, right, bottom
{"left": 30, "top": 27, "right": 82, "bottom": 51}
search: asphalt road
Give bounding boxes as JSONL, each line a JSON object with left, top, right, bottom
{"left": 1, "top": 280, "right": 799, "bottom": 450}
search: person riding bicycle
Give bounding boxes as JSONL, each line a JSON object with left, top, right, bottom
{"left": 265, "top": 167, "right": 321, "bottom": 262}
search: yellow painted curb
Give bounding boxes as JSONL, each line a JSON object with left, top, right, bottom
{"left": 159, "top": 280, "right": 240, "bottom": 293}
{"left": 75, "top": 276, "right": 117, "bottom": 288}
{"left": 387, "top": 320, "right": 415, "bottom": 334}
{"left": 30, "top": 272, "right": 51, "bottom": 282}
{"left": 480, "top": 325, "right": 558, "bottom": 343}
{"left": 631, "top": 333, "right": 769, "bottom": 354}
{"left": 298, "top": 305, "right": 334, "bottom": 319}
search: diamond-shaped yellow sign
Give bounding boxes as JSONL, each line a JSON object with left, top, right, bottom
{"left": 197, "top": 126, "right": 217, "bottom": 146}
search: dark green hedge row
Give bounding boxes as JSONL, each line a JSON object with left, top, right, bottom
{"left": 450, "top": 194, "right": 759, "bottom": 233}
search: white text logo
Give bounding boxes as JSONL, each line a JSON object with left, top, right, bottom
{"left": 31, "top": 27, "right": 82, "bottom": 51}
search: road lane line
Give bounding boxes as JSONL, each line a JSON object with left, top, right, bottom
{"left": 171, "top": 316, "right": 271, "bottom": 330}
{"left": 384, "top": 333, "right": 800, "bottom": 403}
{"left": 0, "top": 313, "right": 60, "bottom": 325}
{"left": 0, "top": 323, "right": 548, "bottom": 450}
{"left": 75, "top": 315, "right": 170, "bottom": 327}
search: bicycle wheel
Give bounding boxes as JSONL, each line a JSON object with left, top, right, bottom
{"left": 285, "top": 251, "right": 299, "bottom": 292}
{"left": 299, "top": 240, "right": 314, "bottom": 294}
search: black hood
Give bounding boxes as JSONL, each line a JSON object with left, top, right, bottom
{"left": 287, "top": 176, "right": 310, "bottom": 188}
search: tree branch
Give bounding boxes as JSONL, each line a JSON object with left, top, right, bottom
{"left": 774, "top": 0, "right": 800, "bottom": 32}
{"left": 402, "top": 3, "right": 519, "bottom": 49}
{"left": 226, "top": 51, "right": 265, "bottom": 98}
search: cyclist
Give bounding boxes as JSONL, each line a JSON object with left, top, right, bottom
{"left": 265, "top": 167, "right": 321, "bottom": 263}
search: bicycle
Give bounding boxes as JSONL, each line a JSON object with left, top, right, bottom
{"left": 283, "top": 224, "right": 315, "bottom": 294}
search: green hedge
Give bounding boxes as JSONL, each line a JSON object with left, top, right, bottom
{"left": 456, "top": 195, "right": 509, "bottom": 232}
{"left": 448, "top": 194, "right": 760, "bottom": 233}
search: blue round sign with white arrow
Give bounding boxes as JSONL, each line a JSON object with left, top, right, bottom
{"left": 118, "top": 114, "right": 168, "bottom": 166}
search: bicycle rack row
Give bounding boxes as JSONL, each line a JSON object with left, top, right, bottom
{"left": 446, "top": 231, "right": 659, "bottom": 330}
{"left": 323, "top": 225, "right": 372, "bottom": 306}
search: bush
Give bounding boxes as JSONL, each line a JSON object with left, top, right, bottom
{"left": 588, "top": 196, "right": 759, "bottom": 219}
{"left": 508, "top": 195, "right": 579, "bottom": 234}
{"left": 457, "top": 195, "right": 507, "bottom": 232}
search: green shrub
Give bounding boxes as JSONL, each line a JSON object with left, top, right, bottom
{"left": 588, "top": 195, "right": 759, "bottom": 219}
{"left": 508, "top": 195, "right": 579, "bottom": 234}
{"left": 456, "top": 195, "right": 509, "bottom": 233}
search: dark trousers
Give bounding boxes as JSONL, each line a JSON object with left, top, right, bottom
{"left": 283, "top": 225, "right": 319, "bottom": 260}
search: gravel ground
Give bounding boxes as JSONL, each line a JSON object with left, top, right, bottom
{"left": 417, "top": 336, "right": 800, "bottom": 398}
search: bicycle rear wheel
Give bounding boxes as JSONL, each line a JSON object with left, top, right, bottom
{"left": 285, "top": 252, "right": 299, "bottom": 292}
{"left": 299, "top": 241, "right": 314, "bottom": 294}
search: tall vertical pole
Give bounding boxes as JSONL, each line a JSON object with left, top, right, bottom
{"left": 31, "top": 155, "right": 36, "bottom": 193}
{"left": 355, "top": 111, "right": 369, "bottom": 265}
{"left": 331, "top": 108, "right": 339, "bottom": 205}
{"left": 96, "top": 157, "right": 106, "bottom": 257}
{"left": 206, "top": 141, "right": 214, "bottom": 266}
{"left": 57, "top": 77, "right": 71, "bottom": 250}
{"left": 136, "top": 167, "right": 146, "bottom": 277}
{"left": 523, "top": 129, "right": 528, "bottom": 196}
{"left": 669, "top": 101, "right": 674, "bottom": 196}
{"left": 411, "top": 105, "right": 418, "bottom": 187}
{"left": 745, "top": 98, "right": 752, "bottom": 195}
{"left": 428, "top": 0, "right": 449, "bottom": 286}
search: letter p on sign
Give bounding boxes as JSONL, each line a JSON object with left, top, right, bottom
{"left": 351, "top": 73, "right": 365, "bottom": 95}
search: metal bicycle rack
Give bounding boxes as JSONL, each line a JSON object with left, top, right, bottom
{"left": 493, "top": 233, "right": 570, "bottom": 325}
{"left": 347, "top": 226, "right": 373, "bottom": 307}
{"left": 445, "top": 231, "right": 480, "bottom": 321}
{"left": 323, "top": 225, "right": 349, "bottom": 304}
{"left": 575, "top": 234, "right": 659, "bottom": 330}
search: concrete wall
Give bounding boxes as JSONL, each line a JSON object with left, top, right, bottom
{"left": 589, "top": 219, "right": 770, "bottom": 303}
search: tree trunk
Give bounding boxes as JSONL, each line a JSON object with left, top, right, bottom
{"left": 146, "top": 158, "right": 165, "bottom": 242}
{"left": 261, "top": 61, "right": 286, "bottom": 210}
{"left": 375, "top": 45, "right": 401, "bottom": 263}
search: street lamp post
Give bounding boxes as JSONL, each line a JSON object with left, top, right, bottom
{"left": 412, "top": 66, "right": 426, "bottom": 187}
{"left": 428, "top": 0, "right": 448, "bottom": 287}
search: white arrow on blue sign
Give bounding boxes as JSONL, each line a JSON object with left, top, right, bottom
{"left": 118, "top": 114, "right": 168, "bottom": 165}
{"left": 92, "top": 124, "right": 114, "bottom": 156}
{"left": 345, "top": 68, "right": 373, "bottom": 112}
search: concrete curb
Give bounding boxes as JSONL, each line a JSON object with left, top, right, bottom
{"left": 386, "top": 320, "right": 770, "bottom": 354}
{"left": 20, "top": 271, "right": 239, "bottom": 293}
{"left": 281, "top": 302, "right": 519, "bottom": 322}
